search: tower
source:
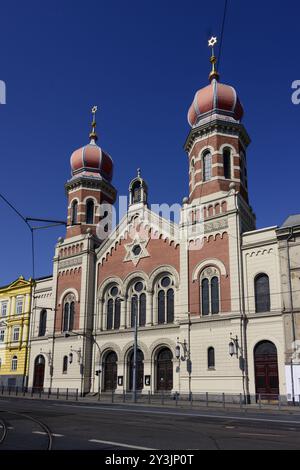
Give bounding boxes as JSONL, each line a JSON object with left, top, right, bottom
{"left": 66, "top": 106, "right": 117, "bottom": 239}
{"left": 182, "top": 37, "right": 256, "bottom": 320}
{"left": 185, "top": 36, "right": 254, "bottom": 227}
{"left": 50, "top": 107, "right": 117, "bottom": 394}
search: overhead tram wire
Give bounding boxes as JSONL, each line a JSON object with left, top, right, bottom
{"left": 0, "top": 192, "right": 35, "bottom": 279}
{"left": 218, "top": 0, "right": 229, "bottom": 72}
{"left": 0, "top": 192, "right": 67, "bottom": 281}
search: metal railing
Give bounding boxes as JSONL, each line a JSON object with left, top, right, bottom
{"left": 1, "top": 386, "right": 300, "bottom": 410}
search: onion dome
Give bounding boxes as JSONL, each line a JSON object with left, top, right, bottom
{"left": 70, "top": 106, "right": 113, "bottom": 182}
{"left": 187, "top": 36, "right": 244, "bottom": 127}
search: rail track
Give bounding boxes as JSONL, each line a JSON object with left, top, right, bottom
{"left": 0, "top": 410, "right": 53, "bottom": 450}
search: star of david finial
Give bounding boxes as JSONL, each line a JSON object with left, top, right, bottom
{"left": 208, "top": 36, "right": 218, "bottom": 48}
{"left": 207, "top": 35, "right": 220, "bottom": 82}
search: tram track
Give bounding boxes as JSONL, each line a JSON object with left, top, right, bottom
{"left": 0, "top": 410, "right": 53, "bottom": 450}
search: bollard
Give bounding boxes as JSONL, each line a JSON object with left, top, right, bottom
{"left": 206, "top": 392, "right": 209, "bottom": 407}
{"left": 222, "top": 393, "right": 225, "bottom": 409}
{"left": 240, "top": 393, "right": 243, "bottom": 410}
{"left": 23, "top": 387, "right": 26, "bottom": 397}
{"left": 176, "top": 392, "right": 178, "bottom": 407}
{"left": 123, "top": 390, "right": 126, "bottom": 403}
{"left": 258, "top": 394, "right": 262, "bottom": 409}
{"left": 39, "top": 388, "right": 42, "bottom": 399}
{"left": 8, "top": 387, "right": 11, "bottom": 396}
{"left": 278, "top": 395, "right": 281, "bottom": 410}
{"left": 57, "top": 388, "right": 59, "bottom": 400}
{"left": 66, "top": 388, "right": 69, "bottom": 400}
{"left": 98, "top": 390, "right": 100, "bottom": 402}
{"left": 31, "top": 388, "right": 34, "bottom": 398}
{"left": 76, "top": 389, "right": 79, "bottom": 401}
{"left": 112, "top": 390, "right": 114, "bottom": 403}
{"left": 148, "top": 391, "right": 150, "bottom": 405}
{"left": 16, "top": 386, "right": 18, "bottom": 397}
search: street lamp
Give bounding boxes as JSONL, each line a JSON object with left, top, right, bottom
{"left": 228, "top": 335, "right": 239, "bottom": 358}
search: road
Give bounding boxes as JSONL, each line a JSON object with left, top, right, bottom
{"left": 0, "top": 397, "right": 300, "bottom": 450}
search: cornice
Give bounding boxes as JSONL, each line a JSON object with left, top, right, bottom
{"left": 184, "top": 118, "right": 251, "bottom": 154}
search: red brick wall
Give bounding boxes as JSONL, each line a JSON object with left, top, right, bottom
{"left": 55, "top": 269, "right": 82, "bottom": 332}
{"left": 188, "top": 233, "right": 231, "bottom": 316}
{"left": 98, "top": 238, "right": 180, "bottom": 286}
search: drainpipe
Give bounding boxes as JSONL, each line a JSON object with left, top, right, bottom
{"left": 234, "top": 191, "right": 250, "bottom": 404}
{"left": 287, "top": 228, "right": 296, "bottom": 405}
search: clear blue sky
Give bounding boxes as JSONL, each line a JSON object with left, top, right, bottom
{"left": 0, "top": 0, "right": 299, "bottom": 284}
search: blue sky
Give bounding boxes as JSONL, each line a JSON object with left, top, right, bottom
{"left": 0, "top": 0, "right": 299, "bottom": 284}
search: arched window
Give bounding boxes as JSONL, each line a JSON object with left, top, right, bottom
{"left": 211, "top": 277, "right": 220, "bottom": 315}
{"left": 203, "top": 151, "right": 212, "bottom": 182}
{"left": 132, "top": 181, "right": 142, "bottom": 204}
{"left": 201, "top": 279, "right": 210, "bottom": 316}
{"left": 223, "top": 148, "right": 231, "bottom": 179}
{"left": 71, "top": 200, "right": 78, "bottom": 225}
{"left": 191, "top": 159, "right": 195, "bottom": 190}
{"left": 39, "top": 310, "right": 47, "bottom": 337}
{"left": 255, "top": 274, "right": 271, "bottom": 313}
{"left": 62, "top": 294, "right": 76, "bottom": 332}
{"left": 200, "top": 268, "right": 220, "bottom": 316}
{"left": 11, "top": 356, "right": 18, "bottom": 371}
{"left": 86, "top": 199, "right": 94, "bottom": 225}
{"left": 156, "top": 276, "right": 175, "bottom": 324}
{"left": 63, "top": 356, "right": 68, "bottom": 374}
{"left": 208, "top": 347, "right": 215, "bottom": 369}
{"left": 129, "top": 281, "right": 147, "bottom": 328}
{"left": 105, "top": 286, "right": 121, "bottom": 331}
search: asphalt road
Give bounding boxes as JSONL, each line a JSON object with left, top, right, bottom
{"left": 0, "top": 397, "right": 300, "bottom": 450}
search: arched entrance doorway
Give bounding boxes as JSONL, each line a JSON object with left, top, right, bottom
{"left": 103, "top": 351, "right": 118, "bottom": 391}
{"left": 33, "top": 355, "right": 45, "bottom": 390}
{"left": 128, "top": 350, "right": 144, "bottom": 391}
{"left": 254, "top": 341, "right": 279, "bottom": 399}
{"left": 156, "top": 348, "right": 173, "bottom": 391}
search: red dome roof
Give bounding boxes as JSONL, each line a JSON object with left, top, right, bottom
{"left": 188, "top": 79, "right": 244, "bottom": 127}
{"left": 70, "top": 142, "right": 113, "bottom": 182}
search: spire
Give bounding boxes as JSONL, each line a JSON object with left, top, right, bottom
{"left": 89, "top": 105, "right": 98, "bottom": 143}
{"left": 208, "top": 36, "right": 220, "bottom": 82}
{"left": 137, "top": 168, "right": 141, "bottom": 178}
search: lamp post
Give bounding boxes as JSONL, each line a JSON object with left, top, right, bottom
{"left": 64, "top": 331, "right": 101, "bottom": 396}
{"left": 228, "top": 333, "right": 249, "bottom": 403}
{"left": 176, "top": 321, "right": 192, "bottom": 399}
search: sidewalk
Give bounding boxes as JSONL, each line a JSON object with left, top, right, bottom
{"left": 1, "top": 391, "right": 300, "bottom": 416}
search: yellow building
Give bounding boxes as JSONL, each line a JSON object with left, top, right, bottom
{"left": 0, "top": 276, "right": 33, "bottom": 388}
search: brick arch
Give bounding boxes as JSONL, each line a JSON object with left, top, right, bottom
{"left": 58, "top": 288, "right": 79, "bottom": 305}
{"left": 99, "top": 343, "right": 122, "bottom": 363}
{"left": 121, "top": 340, "right": 150, "bottom": 363}
{"left": 149, "top": 338, "right": 177, "bottom": 362}
{"left": 192, "top": 258, "right": 227, "bottom": 281}
{"left": 122, "top": 271, "right": 150, "bottom": 295}
{"left": 149, "top": 265, "right": 180, "bottom": 290}
{"left": 97, "top": 276, "right": 123, "bottom": 299}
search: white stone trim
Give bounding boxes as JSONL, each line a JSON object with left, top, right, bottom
{"left": 192, "top": 259, "right": 227, "bottom": 281}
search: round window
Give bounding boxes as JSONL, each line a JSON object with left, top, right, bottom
{"left": 135, "top": 282, "right": 144, "bottom": 293}
{"left": 132, "top": 245, "right": 142, "bottom": 256}
{"left": 161, "top": 277, "right": 171, "bottom": 288}
{"left": 110, "top": 287, "right": 119, "bottom": 297}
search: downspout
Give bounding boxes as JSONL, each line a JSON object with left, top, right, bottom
{"left": 287, "top": 228, "right": 296, "bottom": 404}
{"left": 234, "top": 191, "right": 250, "bottom": 403}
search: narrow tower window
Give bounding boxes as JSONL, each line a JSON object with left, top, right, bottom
{"left": 71, "top": 200, "right": 78, "bottom": 225}
{"left": 203, "top": 151, "right": 212, "bottom": 182}
{"left": 223, "top": 148, "right": 231, "bottom": 179}
{"left": 86, "top": 199, "right": 94, "bottom": 224}
{"left": 255, "top": 274, "right": 271, "bottom": 313}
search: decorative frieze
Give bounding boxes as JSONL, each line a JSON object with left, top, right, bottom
{"left": 58, "top": 256, "right": 83, "bottom": 270}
